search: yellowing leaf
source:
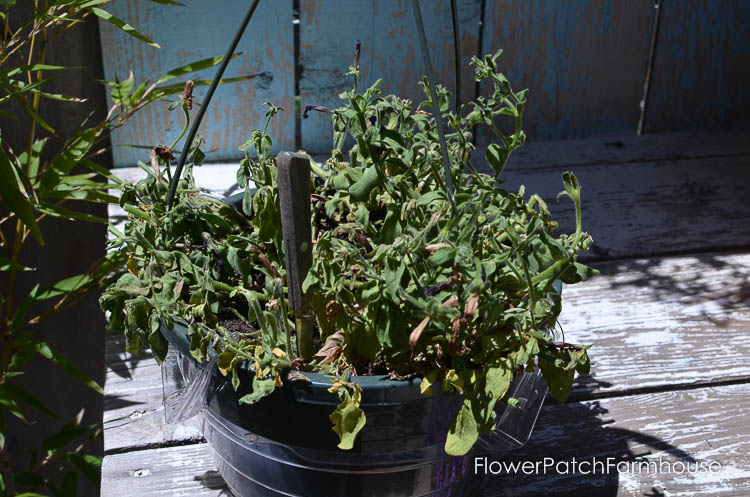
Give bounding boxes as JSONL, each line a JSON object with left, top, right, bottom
{"left": 217, "top": 350, "right": 235, "bottom": 376}
{"left": 329, "top": 385, "right": 366, "bottom": 450}
{"left": 445, "top": 399, "right": 478, "bottom": 456}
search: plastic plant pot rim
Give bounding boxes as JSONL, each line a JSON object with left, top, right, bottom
{"left": 160, "top": 318, "right": 422, "bottom": 396}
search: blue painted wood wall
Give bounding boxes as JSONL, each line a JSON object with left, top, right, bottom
{"left": 98, "top": 0, "right": 750, "bottom": 166}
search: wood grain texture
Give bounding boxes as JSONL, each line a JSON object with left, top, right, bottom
{"left": 479, "top": 133, "right": 750, "bottom": 260}
{"left": 98, "top": 0, "right": 294, "bottom": 167}
{"left": 481, "top": 0, "right": 653, "bottom": 142}
{"left": 558, "top": 251, "right": 750, "bottom": 398}
{"left": 299, "top": 0, "right": 482, "bottom": 153}
{"left": 276, "top": 152, "right": 313, "bottom": 311}
{"left": 645, "top": 0, "right": 750, "bottom": 133}
{"left": 497, "top": 130, "right": 750, "bottom": 169}
{"left": 104, "top": 335, "right": 203, "bottom": 454}
{"left": 101, "top": 384, "right": 750, "bottom": 497}
{"left": 102, "top": 443, "right": 230, "bottom": 496}
{"left": 483, "top": 383, "right": 750, "bottom": 497}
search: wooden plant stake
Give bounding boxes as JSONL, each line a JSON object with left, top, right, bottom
{"left": 276, "top": 152, "right": 314, "bottom": 361}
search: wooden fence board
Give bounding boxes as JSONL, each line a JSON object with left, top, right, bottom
{"left": 298, "top": 0, "right": 482, "bottom": 153}
{"left": 98, "top": 0, "right": 295, "bottom": 167}
{"left": 481, "top": 0, "right": 653, "bottom": 142}
{"left": 645, "top": 0, "right": 750, "bottom": 133}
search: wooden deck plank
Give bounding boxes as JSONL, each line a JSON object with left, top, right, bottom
{"left": 101, "top": 443, "right": 229, "bottom": 497}
{"left": 101, "top": 383, "right": 750, "bottom": 497}
{"left": 560, "top": 251, "right": 750, "bottom": 398}
{"left": 492, "top": 152, "right": 750, "bottom": 260}
{"left": 104, "top": 353, "right": 203, "bottom": 454}
{"left": 495, "top": 130, "right": 750, "bottom": 169}
{"left": 484, "top": 383, "right": 750, "bottom": 497}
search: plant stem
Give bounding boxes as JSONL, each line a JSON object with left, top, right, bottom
{"left": 410, "top": 0, "right": 457, "bottom": 213}
{"left": 0, "top": 220, "right": 24, "bottom": 383}
{"left": 450, "top": 0, "right": 462, "bottom": 113}
{"left": 167, "top": 0, "right": 261, "bottom": 209}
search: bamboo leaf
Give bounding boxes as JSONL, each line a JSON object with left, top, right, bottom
{"left": 156, "top": 53, "right": 240, "bottom": 85}
{"left": 0, "top": 390, "right": 27, "bottom": 423}
{"left": 35, "top": 343, "right": 104, "bottom": 394}
{"left": 149, "top": 76, "right": 250, "bottom": 101}
{"left": 2, "top": 384, "right": 59, "bottom": 419}
{"left": 0, "top": 143, "right": 44, "bottom": 244}
{"left": 0, "top": 257, "right": 34, "bottom": 272}
{"left": 88, "top": 7, "right": 161, "bottom": 48}
{"left": 66, "top": 453, "right": 101, "bottom": 487}
{"left": 36, "top": 202, "right": 108, "bottom": 224}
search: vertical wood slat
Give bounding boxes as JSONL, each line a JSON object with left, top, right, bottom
{"left": 97, "top": 0, "right": 295, "bottom": 167}
{"left": 298, "top": 0, "right": 483, "bottom": 154}
{"left": 276, "top": 152, "right": 314, "bottom": 360}
{"left": 645, "top": 0, "right": 750, "bottom": 133}
{"left": 98, "top": 1, "right": 750, "bottom": 164}
{"left": 480, "top": 0, "right": 654, "bottom": 143}
{"left": 276, "top": 152, "right": 312, "bottom": 312}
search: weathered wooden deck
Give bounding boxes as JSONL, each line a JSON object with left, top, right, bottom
{"left": 102, "top": 130, "right": 750, "bottom": 496}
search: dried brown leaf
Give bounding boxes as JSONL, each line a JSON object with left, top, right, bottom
{"left": 424, "top": 242, "right": 452, "bottom": 253}
{"left": 409, "top": 316, "right": 431, "bottom": 351}
{"left": 314, "top": 331, "right": 344, "bottom": 365}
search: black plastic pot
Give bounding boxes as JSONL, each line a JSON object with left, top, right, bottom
{"left": 161, "top": 320, "right": 550, "bottom": 497}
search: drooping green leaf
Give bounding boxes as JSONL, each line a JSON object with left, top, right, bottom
{"left": 559, "top": 262, "right": 599, "bottom": 284}
{"left": 539, "top": 354, "right": 575, "bottom": 403}
{"left": 445, "top": 398, "right": 479, "bottom": 456}
{"left": 485, "top": 143, "right": 509, "bottom": 178}
{"left": 238, "top": 376, "right": 275, "bottom": 405}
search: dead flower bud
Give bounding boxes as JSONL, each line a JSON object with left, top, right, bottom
{"left": 154, "top": 145, "right": 175, "bottom": 162}
{"left": 265, "top": 299, "right": 279, "bottom": 311}
{"left": 149, "top": 148, "right": 160, "bottom": 177}
{"left": 184, "top": 80, "right": 194, "bottom": 110}
{"left": 354, "top": 39, "right": 361, "bottom": 71}
{"left": 303, "top": 105, "right": 334, "bottom": 119}
{"left": 325, "top": 301, "right": 343, "bottom": 319}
